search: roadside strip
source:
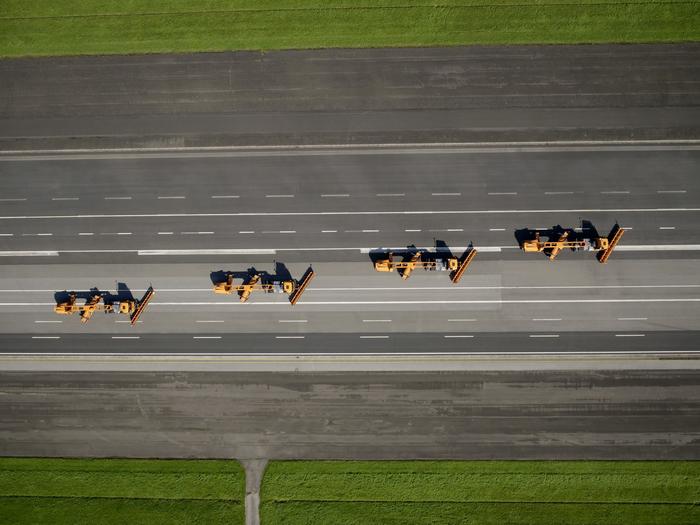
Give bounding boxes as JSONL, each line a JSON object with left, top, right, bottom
{"left": 2, "top": 139, "right": 700, "bottom": 159}
{"left": 1, "top": 351, "right": 699, "bottom": 372}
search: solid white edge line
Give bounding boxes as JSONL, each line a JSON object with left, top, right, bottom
{"left": 6, "top": 351, "right": 698, "bottom": 358}
{"left": 4, "top": 207, "right": 700, "bottom": 221}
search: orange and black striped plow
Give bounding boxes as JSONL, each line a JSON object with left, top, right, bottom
{"left": 130, "top": 286, "right": 155, "bottom": 325}
{"left": 289, "top": 267, "right": 315, "bottom": 306}
{"left": 450, "top": 248, "right": 478, "bottom": 284}
{"left": 597, "top": 224, "right": 625, "bottom": 264}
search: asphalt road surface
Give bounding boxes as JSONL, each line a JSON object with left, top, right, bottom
{"left": 0, "top": 144, "right": 699, "bottom": 262}
{"left": 1, "top": 45, "right": 699, "bottom": 150}
{"left": 2, "top": 370, "right": 698, "bottom": 459}
{"left": 1, "top": 143, "right": 698, "bottom": 354}
{"left": 1, "top": 257, "right": 698, "bottom": 353}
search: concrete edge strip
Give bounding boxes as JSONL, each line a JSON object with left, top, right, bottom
{"left": 2, "top": 139, "right": 700, "bottom": 157}
{"left": 1, "top": 351, "right": 699, "bottom": 358}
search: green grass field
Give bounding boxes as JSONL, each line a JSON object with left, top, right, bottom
{"left": 0, "top": 458, "right": 245, "bottom": 525}
{"left": 0, "top": 0, "right": 698, "bottom": 57}
{"left": 261, "top": 460, "right": 700, "bottom": 525}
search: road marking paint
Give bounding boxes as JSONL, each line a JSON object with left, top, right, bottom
{"left": 22, "top": 233, "right": 52, "bottom": 236}
{"left": 0, "top": 251, "right": 59, "bottom": 256}
{"left": 34, "top": 320, "right": 62, "bottom": 323}
{"left": 659, "top": 226, "right": 676, "bottom": 230}
{"left": 360, "top": 335, "right": 389, "bottom": 339}
{"left": 275, "top": 336, "right": 305, "bottom": 339}
{"left": 448, "top": 319, "right": 476, "bottom": 322}
{"left": 3, "top": 285, "right": 700, "bottom": 294}
{"left": 31, "top": 336, "right": 60, "bottom": 339}
{"left": 657, "top": 190, "right": 687, "bottom": 194}
{"left": 196, "top": 320, "right": 225, "bottom": 323}
{"left": 117, "top": 298, "right": 700, "bottom": 306}
{"left": 362, "top": 229, "right": 379, "bottom": 233}
{"left": 615, "top": 334, "right": 645, "bottom": 337}
{"left": 104, "top": 196, "right": 132, "bottom": 200}
{"left": 182, "top": 231, "right": 214, "bottom": 235}
{"left": 321, "top": 230, "right": 337, "bottom": 233}
{"left": 111, "top": 336, "right": 140, "bottom": 339}
{"left": 489, "top": 228, "right": 506, "bottom": 231}
{"left": 488, "top": 192, "right": 517, "bottom": 195}
{"left": 446, "top": 228, "right": 463, "bottom": 232}
{"left": 157, "top": 196, "right": 186, "bottom": 199}
{"left": 157, "top": 232, "right": 174, "bottom": 235}
{"left": 532, "top": 318, "right": 562, "bottom": 321}
{"left": 405, "top": 229, "right": 422, "bottom": 232}
{"left": 529, "top": 334, "right": 560, "bottom": 338}
{"left": 51, "top": 197, "right": 79, "bottom": 201}
{"left": 279, "top": 230, "right": 297, "bottom": 234}
{"left": 4, "top": 206, "right": 700, "bottom": 221}
{"left": 0, "top": 198, "right": 27, "bottom": 201}
{"left": 322, "top": 194, "right": 350, "bottom": 198}
{"left": 100, "top": 232, "right": 132, "bottom": 235}
{"left": 601, "top": 191, "right": 630, "bottom": 194}
{"left": 139, "top": 249, "right": 276, "bottom": 255}
{"left": 278, "top": 319, "right": 308, "bottom": 323}
{"left": 376, "top": 193, "right": 405, "bottom": 197}
{"left": 78, "top": 232, "right": 94, "bottom": 236}
{"left": 362, "top": 319, "right": 392, "bottom": 323}
{"left": 444, "top": 335, "right": 474, "bottom": 338}
{"left": 193, "top": 336, "right": 222, "bottom": 339}
{"left": 432, "top": 192, "right": 461, "bottom": 196}
{"left": 618, "top": 317, "right": 648, "bottom": 321}
{"left": 211, "top": 195, "right": 239, "bottom": 199}
{"left": 239, "top": 231, "right": 255, "bottom": 234}
{"left": 544, "top": 191, "right": 574, "bottom": 195}
{"left": 0, "top": 233, "right": 13, "bottom": 237}
{"left": 266, "top": 194, "right": 294, "bottom": 198}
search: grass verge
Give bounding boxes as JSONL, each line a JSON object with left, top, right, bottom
{"left": 1, "top": 0, "right": 698, "bottom": 57}
{"left": 260, "top": 460, "right": 700, "bottom": 525}
{"left": 0, "top": 458, "right": 245, "bottom": 525}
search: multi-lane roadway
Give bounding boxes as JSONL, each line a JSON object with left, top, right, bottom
{"left": 1, "top": 144, "right": 698, "bottom": 354}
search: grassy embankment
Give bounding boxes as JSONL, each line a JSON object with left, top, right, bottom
{"left": 0, "top": 458, "right": 245, "bottom": 525}
{"left": 1, "top": 0, "right": 698, "bottom": 57}
{"left": 261, "top": 460, "right": 700, "bottom": 525}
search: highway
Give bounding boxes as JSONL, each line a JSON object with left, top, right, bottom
{"left": 0, "top": 144, "right": 699, "bottom": 263}
{"left": 1, "top": 144, "right": 699, "bottom": 353}
{"left": 0, "top": 46, "right": 698, "bottom": 356}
